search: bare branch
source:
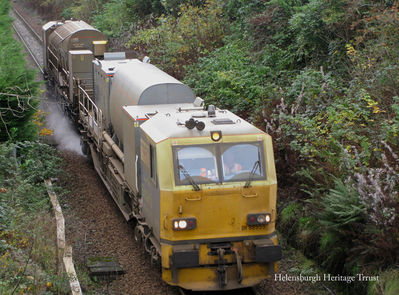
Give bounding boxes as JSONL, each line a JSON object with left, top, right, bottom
{"left": 0, "top": 111, "right": 11, "bottom": 141}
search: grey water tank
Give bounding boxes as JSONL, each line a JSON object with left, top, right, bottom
{"left": 109, "top": 59, "right": 195, "bottom": 141}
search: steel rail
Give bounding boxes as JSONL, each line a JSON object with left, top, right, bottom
{"left": 12, "top": 6, "right": 42, "bottom": 42}
{"left": 11, "top": 22, "right": 44, "bottom": 74}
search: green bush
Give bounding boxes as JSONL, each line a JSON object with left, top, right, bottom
{"left": 256, "top": 1, "right": 399, "bottom": 287}
{"left": 92, "top": 0, "right": 129, "bottom": 38}
{"left": 381, "top": 97, "right": 399, "bottom": 146}
{"left": 317, "top": 179, "right": 365, "bottom": 273}
{"left": 0, "top": 141, "right": 63, "bottom": 293}
{"left": 0, "top": 142, "right": 60, "bottom": 214}
{"left": 0, "top": 1, "right": 40, "bottom": 142}
{"left": 369, "top": 269, "right": 399, "bottom": 295}
{"left": 127, "top": 0, "right": 226, "bottom": 78}
{"left": 184, "top": 41, "right": 273, "bottom": 119}
{"left": 125, "top": 0, "right": 169, "bottom": 17}
{"left": 278, "top": 202, "right": 301, "bottom": 246}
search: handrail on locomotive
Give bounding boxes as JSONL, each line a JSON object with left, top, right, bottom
{"left": 76, "top": 78, "right": 103, "bottom": 146}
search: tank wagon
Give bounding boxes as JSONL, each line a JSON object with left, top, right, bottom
{"left": 43, "top": 20, "right": 282, "bottom": 291}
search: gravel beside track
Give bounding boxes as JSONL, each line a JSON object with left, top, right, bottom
{"left": 10, "top": 8, "right": 43, "bottom": 71}
{"left": 59, "top": 152, "right": 179, "bottom": 295}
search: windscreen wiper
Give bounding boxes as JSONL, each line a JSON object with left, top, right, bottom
{"left": 178, "top": 164, "right": 200, "bottom": 191}
{"left": 244, "top": 160, "right": 260, "bottom": 188}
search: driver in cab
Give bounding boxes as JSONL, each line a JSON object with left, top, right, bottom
{"left": 223, "top": 152, "right": 242, "bottom": 177}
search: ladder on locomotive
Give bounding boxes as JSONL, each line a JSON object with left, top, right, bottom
{"left": 76, "top": 78, "right": 102, "bottom": 145}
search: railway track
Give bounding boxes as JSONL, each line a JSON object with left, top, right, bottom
{"left": 12, "top": 6, "right": 42, "bottom": 42}
{"left": 10, "top": 6, "right": 44, "bottom": 74}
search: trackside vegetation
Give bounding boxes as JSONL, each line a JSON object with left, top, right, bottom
{"left": 0, "top": 1, "right": 69, "bottom": 293}
{"left": 0, "top": 142, "right": 69, "bottom": 294}
{"left": 0, "top": 0, "right": 40, "bottom": 142}
{"left": 11, "top": 0, "right": 399, "bottom": 294}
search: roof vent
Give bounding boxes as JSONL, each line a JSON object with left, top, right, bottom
{"left": 211, "top": 118, "right": 235, "bottom": 125}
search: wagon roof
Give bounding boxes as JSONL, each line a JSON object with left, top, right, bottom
{"left": 49, "top": 20, "right": 103, "bottom": 46}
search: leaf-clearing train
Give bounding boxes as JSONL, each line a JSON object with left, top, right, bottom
{"left": 42, "top": 19, "right": 281, "bottom": 291}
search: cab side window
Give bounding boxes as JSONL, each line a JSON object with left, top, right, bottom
{"left": 141, "top": 139, "right": 157, "bottom": 185}
{"left": 150, "top": 144, "right": 156, "bottom": 181}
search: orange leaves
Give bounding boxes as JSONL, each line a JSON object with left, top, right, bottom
{"left": 39, "top": 128, "right": 54, "bottom": 136}
{"left": 33, "top": 110, "right": 54, "bottom": 137}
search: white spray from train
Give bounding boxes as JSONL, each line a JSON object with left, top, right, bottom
{"left": 40, "top": 89, "right": 83, "bottom": 155}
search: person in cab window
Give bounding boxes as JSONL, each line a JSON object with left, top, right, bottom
{"left": 223, "top": 152, "right": 242, "bottom": 176}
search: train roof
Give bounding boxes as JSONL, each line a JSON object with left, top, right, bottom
{"left": 123, "top": 103, "right": 264, "bottom": 143}
{"left": 52, "top": 20, "right": 96, "bottom": 40}
{"left": 112, "top": 59, "right": 194, "bottom": 105}
{"left": 47, "top": 20, "right": 105, "bottom": 51}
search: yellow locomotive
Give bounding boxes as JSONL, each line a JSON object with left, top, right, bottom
{"left": 42, "top": 20, "right": 281, "bottom": 291}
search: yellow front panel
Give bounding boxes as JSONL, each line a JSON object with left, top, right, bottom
{"left": 155, "top": 133, "right": 280, "bottom": 290}
{"left": 160, "top": 184, "right": 277, "bottom": 241}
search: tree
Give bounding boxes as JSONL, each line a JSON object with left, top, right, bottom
{"left": 0, "top": 0, "right": 40, "bottom": 142}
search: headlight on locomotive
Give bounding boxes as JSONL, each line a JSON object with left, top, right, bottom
{"left": 172, "top": 218, "right": 197, "bottom": 230}
{"left": 210, "top": 130, "right": 222, "bottom": 142}
{"left": 247, "top": 213, "right": 271, "bottom": 225}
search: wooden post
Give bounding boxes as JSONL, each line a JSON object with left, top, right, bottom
{"left": 64, "top": 246, "right": 83, "bottom": 295}
{"left": 45, "top": 179, "right": 65, "bottom": 273}
{"left": 45, "top": 179, "right": 83, "bottom": 295}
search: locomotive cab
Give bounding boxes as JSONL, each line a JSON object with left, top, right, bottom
{"left": 123, "top": 104, "right": 281, "bottom": 291}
